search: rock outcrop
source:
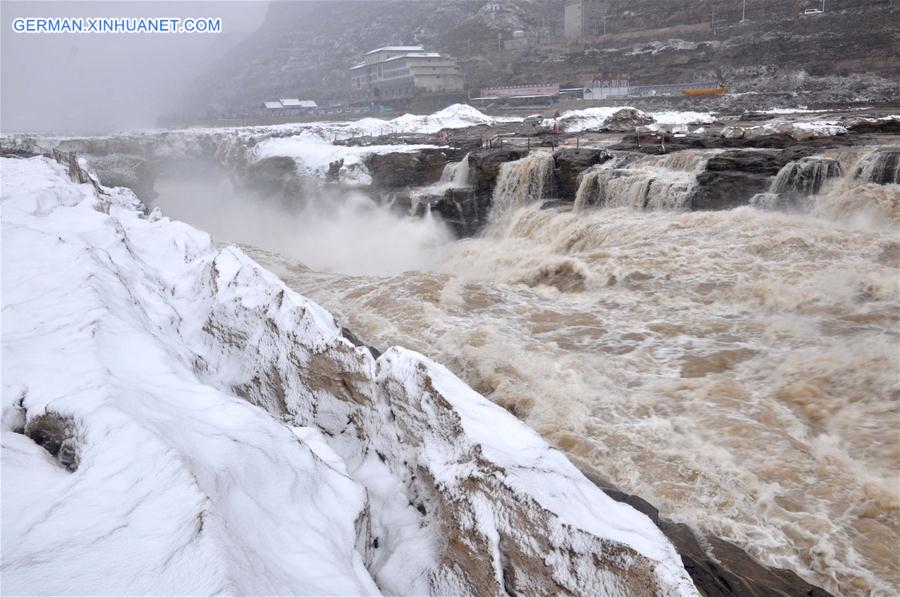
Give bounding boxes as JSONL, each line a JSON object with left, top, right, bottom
{"left": 689, "top": 148, "right": 815, "bottom": 210}
{"left": 554, "top": 148, "right": 612, "bottom": 199}
{"left": 365, "top": 148, "right": 464, "bottom": 190}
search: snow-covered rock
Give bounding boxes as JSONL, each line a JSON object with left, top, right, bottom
{"left": 720, "top": 120, "right": 848, "bottom": 141}
{"left": 547, "top": 107, "right": 716, "bottom": 134}
{"left": 549, "top": 107, "right": 655, "bottom": 133}
{"left": 352, "top": 103, "right": 521, "bottom": 136}
{"left": 1, "top": 156, "right": 697, "bottom": 596}
{"left": 252, "top": 130, "right": 440, "bottom": 181}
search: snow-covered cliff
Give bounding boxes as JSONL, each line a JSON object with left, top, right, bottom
{"left": 0, "top": 156, "right": 696, "bottom": 595}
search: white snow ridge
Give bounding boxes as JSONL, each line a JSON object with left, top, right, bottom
{"left": 0, "top": 156, "right": 697, "bottom": 596}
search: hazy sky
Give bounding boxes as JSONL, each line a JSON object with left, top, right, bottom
{"left": 1, "top": 1, "right": 269, "bottom": 133}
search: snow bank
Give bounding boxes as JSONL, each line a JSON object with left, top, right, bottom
{"left": 1, "top": 156, "right": 697, "bottom": 596}
{"left": 722, "top": 120, "right": 847, "bottom": 141}
{"left": 349, "top": 103, "right": 520, "bottom": 136}
{"left": 0, "top": 158, "right": 378, "bottom": 596}
{"left": 547, "top": 106, "right": 651, "bottom": 132}
{"left": 253, "top": 130, "right": 439, "bottom": 182}
{"left": 642, "top": 112, "right": 718, "bottom": 134}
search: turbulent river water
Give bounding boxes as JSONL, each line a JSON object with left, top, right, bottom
{"left": 156, "top": 147, "right": 899, "bottom": 596}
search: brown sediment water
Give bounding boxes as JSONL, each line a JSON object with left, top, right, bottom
{"left": 238, "top": 148, "right": 900, "bottom": 596}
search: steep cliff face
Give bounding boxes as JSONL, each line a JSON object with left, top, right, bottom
{"left": 183, "top": 0, "right": 898, "bottom": 116}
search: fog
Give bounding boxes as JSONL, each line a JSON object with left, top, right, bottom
{"left": 0, "top": 1, "right": 268, "bottom": 134}
{"left": 152, "top": 173, "right": 454, "bottom": 276}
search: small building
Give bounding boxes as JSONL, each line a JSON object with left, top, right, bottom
{"left": 349, "top": 45, "right": 464, "bottom": 101}
{"left": 261, "top": 99, "right": 318, "bottom": 115}
{"left": 279, "top": 98, "right": 317, "bottom": 111}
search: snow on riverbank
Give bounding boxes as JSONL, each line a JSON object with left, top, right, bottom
{"left": 249, "top": 104, "right": 520, "bottom": 180}
{"left": 546, "top": 106, "right": 717, "bottom": 133}
{"left": 253, "top": 130, "right": 440, "bottom": 181}
{"left": 1, "top": 156, "right": 696, "bottom": 595}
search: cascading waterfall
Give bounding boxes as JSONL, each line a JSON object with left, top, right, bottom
{"left": 573, "top": 150, "right": 712, "bottom": 211}
{"left": 771, "top": 157, "right": 844, "bottom": 195}
{"left": 409, "top": 153, "right": 472, "bottom": 215}
{"left": 439, "top": 152, "right": 471, "bottom": 187}
{"left": 752, "top": 157, "right": 844, "bottom": 211}
{"left": 856, "top": 149, "right": 900, "bottom": 185}
{"left": 753, "top": 147, "right": 900, "bottom": 222}
{"left": 487, "top": 151, "right": 555, "bottom": 227}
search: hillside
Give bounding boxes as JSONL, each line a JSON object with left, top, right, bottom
{"left": 182, "top": 0, "right": 899, "bottom": 117}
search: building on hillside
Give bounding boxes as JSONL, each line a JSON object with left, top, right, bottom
{"left": 279, "top": 98, "right": 318, "bottom": 112}
{"left": 564, "top": 0, "right": 610, "bottom": 39}
{"left": 261, "top": 99, "right": 318, "bottom": 115}
{"left": 349, "top": 45, "right": 464, "bottom": 101}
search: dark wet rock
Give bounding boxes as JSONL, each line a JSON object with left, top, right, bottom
{"left": 340, "top": 326, "right": 382, "bottom": 359}
{"left": 660, "top": 522, "right": 833, "bottom": 597}
{"left": 25, "top": 412, "right": 80, "bottom": 472}
{"left": 612, "top": 130, "right": 859, "bottom": 154}
{"left": 413, "top": 187, "right": 491, "bottom": 238}
{"left": 553, "top": 149, "right": 611, "bottom": 199}
{"left": 365, "top": 149, "right": 464, "bottom": 190}
{"left": 843, "top": 115, "right": 900, "bottom": 134}
{"left": 691, "top": 169, "right": 771, "bottom": 210}
{"left": 469, "top": 148, "right": 527, "bottom": 196}
{"left": 244, "top": 156, "right": 303, "bottom": 198}
{"left": 689, "top": 148, "right": 816, "bottom": 210}
{"left": 81, "top": 154, "right": 158, "bottom": 201}
{"left": 577, "top": 463, "right": 833, "bottom": 597}
{"left": 326, "top": 158, "right": 344, "bottom": 182}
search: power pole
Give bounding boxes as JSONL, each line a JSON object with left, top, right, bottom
{"left": 742, "top": 0, "right": 747, "bottom": 21}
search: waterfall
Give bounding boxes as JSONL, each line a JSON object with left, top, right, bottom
{"left": 753, "top": 149, "right": 898, "bottom": 214}
{"left": 573, "top": 151, "right": 710, "bottom": 211}
{"left": 488, "top": 151, "right": 555, "bottom": 226}
{"left": 439, "top": 153, "right": 471, "bottom": 187}
{"left": 856, "top": 149, "right": 900, "bottom": 185}
{"left": 770, "top": 157, "right": 843, "bottom": 195}
{"left": 408, "top": 153, "right": 473, "bottom": 215}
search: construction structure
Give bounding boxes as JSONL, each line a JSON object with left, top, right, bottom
{"left": 349, "top": 46, "right": 464, "bottom": 102}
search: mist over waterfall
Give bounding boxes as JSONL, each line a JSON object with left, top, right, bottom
{"left": 152, "top": 172, "right": 453, "bottom": 276}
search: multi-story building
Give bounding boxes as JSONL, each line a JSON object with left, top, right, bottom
{"left": 349, "top": 46, "right": 464, "bottom": 100}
